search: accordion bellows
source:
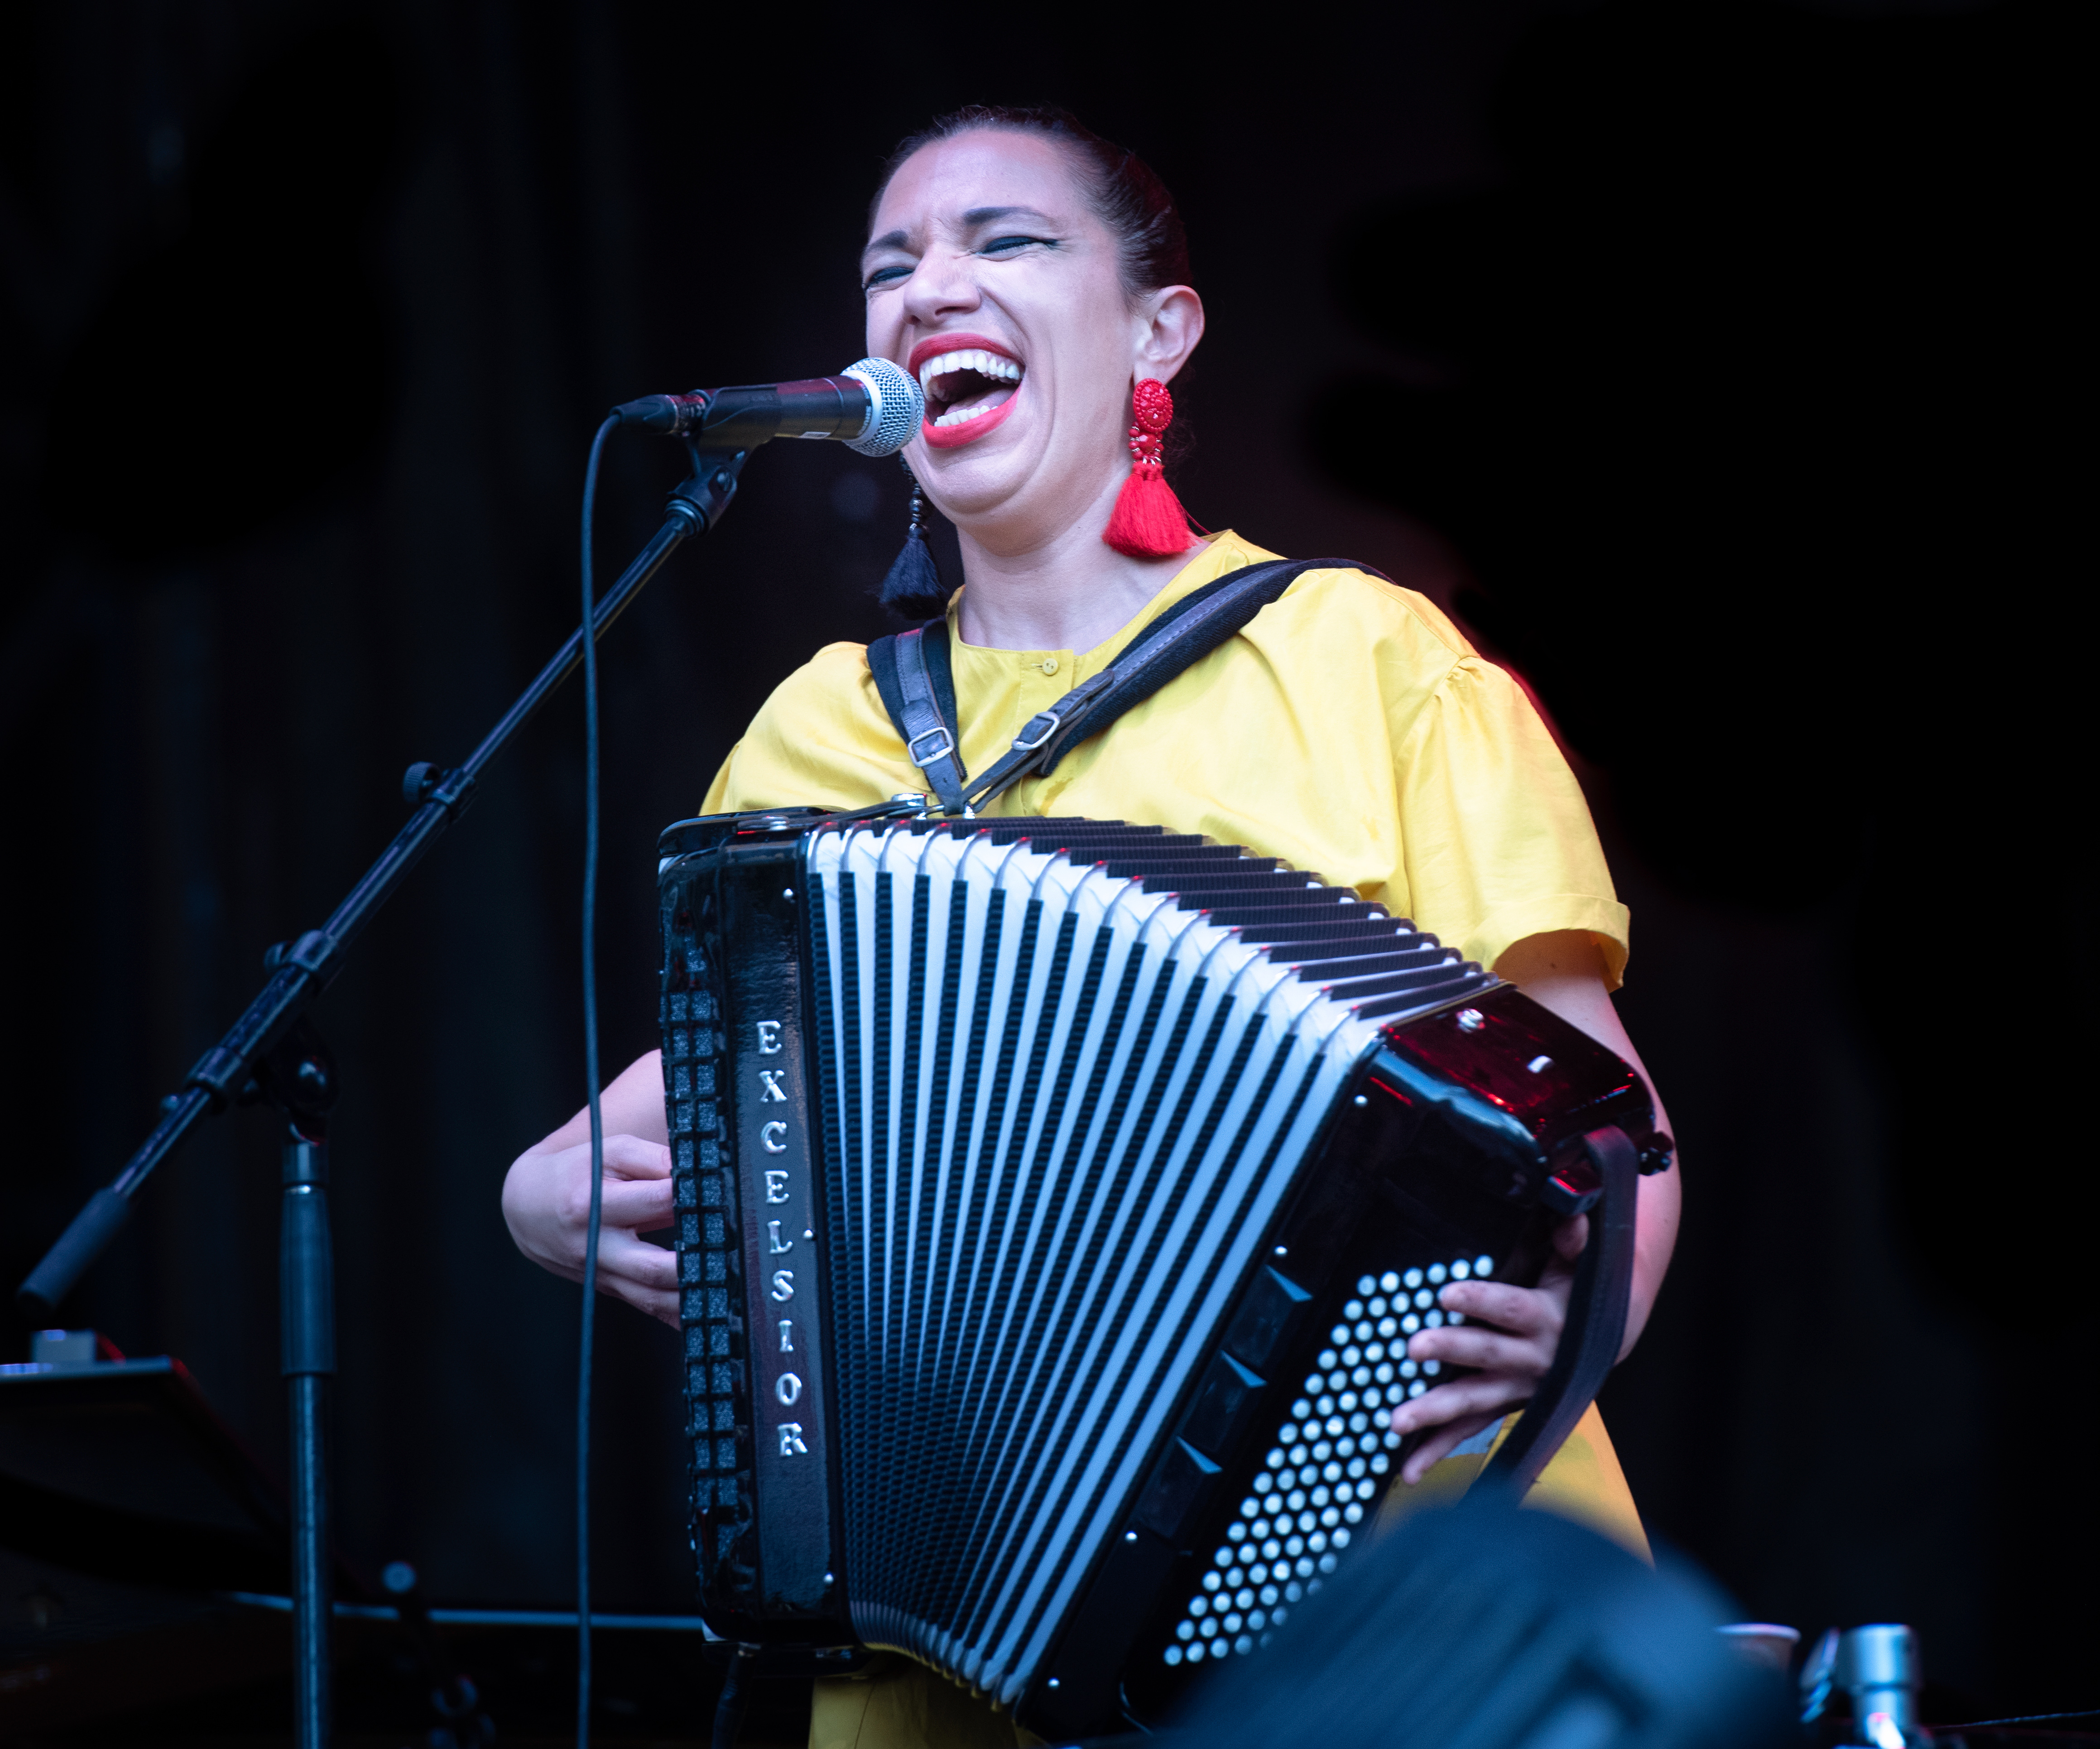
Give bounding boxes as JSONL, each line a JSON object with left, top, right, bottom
{"left": 657, "top": 812, "right": 1654, "bottom": 1735}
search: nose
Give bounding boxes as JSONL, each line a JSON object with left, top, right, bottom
{"left": 900, "top": 247, "right": 981, "bottom": 330}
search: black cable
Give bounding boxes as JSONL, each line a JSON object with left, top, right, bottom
{"left": 1943, "top": 1711, "right": 2100, "bottom": 1730}
{"left": 575, "top": 412, "right": 619, "bottom": 1749}
{"left": 713, "top": 1648, "right": 753, "bottom": 1749}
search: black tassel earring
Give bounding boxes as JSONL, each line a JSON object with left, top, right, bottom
{"left": 877, "top": 461, "right": 950, "bottom": 620}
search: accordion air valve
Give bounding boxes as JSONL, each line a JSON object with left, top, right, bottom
{"left": 656, "top": 810, "right": 1666, "bottom": 1735}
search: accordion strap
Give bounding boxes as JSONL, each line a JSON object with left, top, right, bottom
{"left": 866, "top": 620, "right": 970, "bottom": 813}
{"left": 866, "top": 556, "right": 1387, "bottom": 815}
{"left": 1480, "top": 1124, "right": 1641, "bottom": 1494}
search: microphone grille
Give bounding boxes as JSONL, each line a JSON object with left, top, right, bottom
{"left": 841, "top": 356, "right": 923, "bottom": 456}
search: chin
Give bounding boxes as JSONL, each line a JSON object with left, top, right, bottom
{"left": 913, "top": 430, "right": 1038, "bottom": 524}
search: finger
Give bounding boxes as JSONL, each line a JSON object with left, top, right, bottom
{"left": 1400, "top": 1412, "right": 1503, "bottom": 1485}
{"left": 508, "top": 1201, "right": 590, "bottom": 1276}
{"left": 557, "top": 1167, "right": 674, "bottom": 1231}
{"left": 1437, "top": 1279, "right": 1562, "bottom": 1335}
{"left": 531, "top": 1235, "right": 680, "bottom": 1315}
{"left": 603, "top": 1271, "right": 682, "bottom": 1328}
{"left": 555, "top": 1134, "right": 673, "bottom": 1181}
{"left": 1553, "top": 1212, "right": 1590, "bottom": 1261}
{"left": 596, "top": 1231, "right": 680, "bottom": 1290}
{"left": 596, "top": 1178, "right": 676, "bottom": 1229}
{"left": 599, "top": 1134, "right": 673, "bottom": 1179}
{"left": 1407, "top": 1324, "right": 1553, "bottom": 1377}
{"left": 1389, "top": 1373, "right": 1532, "bottom": 1440}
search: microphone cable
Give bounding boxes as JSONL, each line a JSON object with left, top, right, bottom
{"left": 575, "top": 413, "right": 619, "bottom": 1748}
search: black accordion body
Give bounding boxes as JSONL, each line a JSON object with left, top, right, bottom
{"left": 656, "top": 810, "right": 1663, "bottom": 1736}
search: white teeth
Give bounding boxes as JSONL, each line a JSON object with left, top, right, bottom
{"left": 916, "top": 348, "right": 1023, "bottom": 398}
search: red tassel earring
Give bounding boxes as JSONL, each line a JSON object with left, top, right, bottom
{"left": 1103, "top": 378, "right": 1192, "bottom": 560}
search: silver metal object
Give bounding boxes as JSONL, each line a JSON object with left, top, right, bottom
{"left": 1836, "top": 1624, "right": 1922, "bottom": 1746}
{"left": 841, "top": 357, "right": 923, "bottom": 456}
{"left": 1456, "top": 1009, "right": 1485, "bottom": 1033}
{"left": 1717, "top": 1622, "right": 1800, "bottom": 1674}
{"left": 906, "top": 726, "right": 956, "bottom": 768}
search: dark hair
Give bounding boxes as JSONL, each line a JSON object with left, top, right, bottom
{"left": 871, "top": 104, "right": 1191, "bottom": 299}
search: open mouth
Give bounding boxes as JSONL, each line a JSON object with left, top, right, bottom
{"left": 911, "top": 337, "right": 1024, "bottom": 443}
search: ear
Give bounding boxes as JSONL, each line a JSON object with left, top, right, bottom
{"left": 1134, "top": 284, "right": 1205, "bottom": 386}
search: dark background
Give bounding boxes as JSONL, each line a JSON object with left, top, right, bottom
{"left": 1, "top": 0, "right": 2089, "bottom": 1732}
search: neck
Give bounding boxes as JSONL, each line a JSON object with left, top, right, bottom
{"left": 950, "top": 471, "right": 1205, "bottom": 652}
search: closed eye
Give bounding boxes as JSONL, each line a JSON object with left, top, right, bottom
{"left": 862, "top": 260, "right": 914, "bottom": 292}
{"left": 979, "top": 233, "right": 1057, "bottom": 258}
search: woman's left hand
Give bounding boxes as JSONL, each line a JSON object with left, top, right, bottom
{"left": 1386, "top": 1214, "right": 1587, "bottom": 1484}
{"left": 1389, "top": 928, "right": 1686, "bottom": 1487}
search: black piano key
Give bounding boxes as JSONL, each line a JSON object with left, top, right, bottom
{"left": 1236, "top": 918, "right": 1410, "bottom": 952}
{"left": 1105, "top": 855, "right": 1280, "bottom": 880}
{"left": 1350, "top": 969, "right": 1493, "bottom": 1019}
{"left": 1141, "top": 871, "right": 1307, "bottom": 896}
{"left": 1186, "top": 894, "right": 1363, "bottom": 924}
{"left": 1317, "top": 962, "right": 1475, "bottom": 1004}
{"left": 1288, "top": 943, "right": 1453, "bottom": 983}
{"left": 947, "top": 820, "right": 1189, "bottom": 850}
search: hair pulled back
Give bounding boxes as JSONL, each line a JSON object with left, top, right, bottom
{"left": 872, "top": 105, "right": 1191, "bottom": 300}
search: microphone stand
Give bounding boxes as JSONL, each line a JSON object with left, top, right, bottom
{"left": 17, "top": 436, "right": 754, "bottom": 1749}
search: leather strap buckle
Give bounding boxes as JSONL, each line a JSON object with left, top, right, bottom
{"left": 1009, "top": 711, "right": 1062, "bottom": 753}
{"left": 906, "top": 726, "right": 956, "bottom": 768}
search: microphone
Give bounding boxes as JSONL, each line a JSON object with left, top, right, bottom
{"left": 613, "top": 356, "right": 921, "bottom": 456}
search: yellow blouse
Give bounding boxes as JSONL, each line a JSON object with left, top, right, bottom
{"left": 702, "top": 532, "right": 1630, "bottom": 986}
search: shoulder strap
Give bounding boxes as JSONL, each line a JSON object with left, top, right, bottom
{"left": 865, "top": 618, "right": 968, "bottom": 812}
{"left": 866, "top": 557, "right": 1387, "bottom": 816}
{"left": 960, "top": 557, "right": 1386, "bottom": 812}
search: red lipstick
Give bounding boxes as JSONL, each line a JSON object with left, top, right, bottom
{"left": 912, "top": 332, "right": 1025, "bottom": 449}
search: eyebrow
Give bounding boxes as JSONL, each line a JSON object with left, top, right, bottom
{"left": 861, "top": 206, "right": 1062, "bottom": 263}
{"left": 961, "top": 205, "right": 1056, "bottom": 228}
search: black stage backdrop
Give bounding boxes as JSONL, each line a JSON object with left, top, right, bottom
{"left": 0, "top": 0, "right": 2088, "bottom": 1722}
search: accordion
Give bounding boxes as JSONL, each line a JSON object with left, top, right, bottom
{"left": 656, "top": 810, "right": 1664, "bottom": 1736}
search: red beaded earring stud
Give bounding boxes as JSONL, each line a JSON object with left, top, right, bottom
{"left": 1103, "top": 378, "right": 1193, "bottom": 561}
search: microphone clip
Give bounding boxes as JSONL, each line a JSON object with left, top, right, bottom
{"left": 666, "top": 439, "right": 753, "bottom": 535}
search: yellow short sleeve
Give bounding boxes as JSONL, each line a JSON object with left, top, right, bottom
{"left": 1390, "top": 653, "right": 1629, "bottom": 988}
{"left": 701, "top": 641, "right": 906, "bottom": 813}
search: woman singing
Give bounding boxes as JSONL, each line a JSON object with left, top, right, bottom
{"left": 505, "top": 105, "right": 1681, "bottom": 1749}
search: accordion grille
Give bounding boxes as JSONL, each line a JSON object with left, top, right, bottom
{"left": 806, "top": 826, "right": 1385, "bottom": 1702}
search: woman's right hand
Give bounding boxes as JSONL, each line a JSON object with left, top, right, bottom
{"left": 501, "top": 1050, "right": 680, "bottom": 1328}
